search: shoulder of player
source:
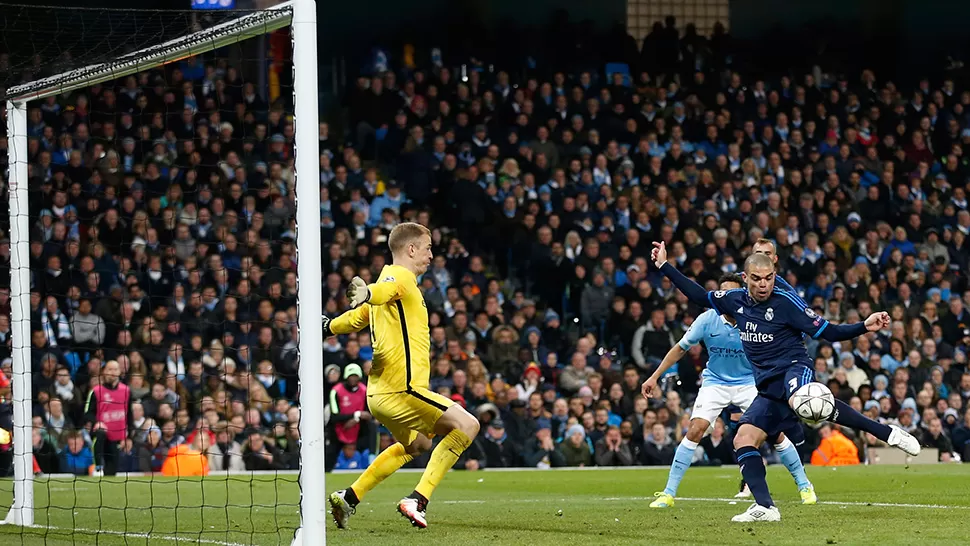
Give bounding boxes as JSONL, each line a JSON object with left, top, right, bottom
{"left": 697, "top": 308, "right": 719, "bottom": 323}
{"left": 770, "top": 288, "right": 804, "bottom": 306}
{"left": 712, "top": 288, "right": 745, "bottom": 300}
{"left": 380, "top": 265, "right": 416, "bottom": 285}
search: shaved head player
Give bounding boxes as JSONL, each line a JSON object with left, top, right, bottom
{"left": 652, "top": 242, "right": 920, "bottom": 522}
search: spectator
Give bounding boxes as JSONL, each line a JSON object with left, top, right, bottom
{"left": 559, "top": 352, "right": 594, "bottom": 396}
{"left": 209, "top": 422, "right": 246, "bottom": 472}
{"left": 558, "top": 424, "right": 592, "bottom": 467}
{"left": 243, "top": 430, "right": 283, "bottom": 471}
{"left": 594, "top": 425, "right": 633, "bottom": 466}
{"left": 32, "top": 427, "right": 59, "bottom": 474}
{"left": 810, "top": 424, "right": 861, "bottom": 466}
{"left": 481, "top": 419, "right": 520, "bottom": 468}
{"left": 59, "top": 431, "right": 93, "bottom": 475}
{"left": 641, "top": 423, "right": 675, "bottom": 466}
{"left": 523, "top": 424, "right": 565, "bottom": 469}
{"left": 699, "top": 418, "right": 733, "bottom": 465}
{"left": 116, "top": 438, "right": 141, "bottom": 473}
{"left": 334, "top": 443, "right": 370, "bottom": 470}
{"left": 161, "top": 433, "right": 212, "bottom": 477}
{"left": 70, "top": 298, "right": 105, "bottom": 351}
{"left": 920, "top": 418, "right": 957, "bottom": 462}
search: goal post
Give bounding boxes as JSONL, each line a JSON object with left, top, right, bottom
{"left": 4, "top": 99, "right": 33, "bottom": 528}
{"left": 1, "top": 0, "right": 325, "bottom": 543}
{"left": 290, "top": 0, "right": 326, "bottom": 543}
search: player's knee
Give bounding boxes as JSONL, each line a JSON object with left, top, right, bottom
{"left": 733, "top": 430, "right": 757, "bottom": 450}
{"left": 460, "top": 414, "right": 480, "bottom": 438}
{"left": 405, "top": 435, "right": 432, "bottom": 455}
{"left": 686, "top": 420, "right": 708, "bottom": 443}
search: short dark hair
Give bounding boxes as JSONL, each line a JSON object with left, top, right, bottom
{"left": 718, "top": 273, "right": 744, "bottom": 287}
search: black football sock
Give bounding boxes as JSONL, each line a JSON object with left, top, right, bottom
{"left": 829, "top": 399, "right": 892, "bottom": 442}
{"left": 345, "top": 487, "right": 360, "bottom": 506}
{"left": 736, "top": 446, "right": 773, "bottom": 508}
{"left": 408, "top": 490, "right": 429, "bottom": 511}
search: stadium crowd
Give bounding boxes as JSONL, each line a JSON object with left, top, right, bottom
{"left": 2, "top": 16, "right": 970, "bottom": 478}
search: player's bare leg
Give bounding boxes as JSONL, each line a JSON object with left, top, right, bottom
{"left": 331, "top": 433, "right": 432, "bottom": 529}
{"left": 399, "top": 405, "right": 480, "bottom": 528}
{"left": 731, "top": 424, "right": 780, "bottom": 522}
{"left": 651, "top": 418, "right": 710, "bottom": 508}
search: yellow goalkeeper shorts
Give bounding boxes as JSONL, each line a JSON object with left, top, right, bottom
{"left": 367, "top": 388, "right": 454, "bottom": 445}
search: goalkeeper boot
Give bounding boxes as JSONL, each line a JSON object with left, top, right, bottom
{"left": 329, "top": 490, "right": 356, "bottom": 529}
{"left": 735, "top": 480, "right": 752, "bottom": 499}
{"left": 649, "top": 492, "right": 675, "bottom": 508}
{"left": 731, "top": 503, "right": 781, "bottom": 522}
{"left": 799, "top": 484, "right": 818, "bottom": 505}
{"left": 888, "top": 425, "right": 921, "bottom": 456}
{"left": 398, "top": 497, "right": 428, "bottom": 529}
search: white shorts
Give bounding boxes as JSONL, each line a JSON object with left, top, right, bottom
{"left": 689, "top": 383, "right": 759, "bottom": 426}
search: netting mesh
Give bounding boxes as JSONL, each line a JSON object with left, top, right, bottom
{"left": 0, "top": 4, "right": 293, "bottom": 102}
{"left": 0, "top": 5, "right": 308, "bottom": 545}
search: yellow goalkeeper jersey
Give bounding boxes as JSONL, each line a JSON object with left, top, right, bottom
{"left": 329, "top": 264, "right": 430, "bottom": 396}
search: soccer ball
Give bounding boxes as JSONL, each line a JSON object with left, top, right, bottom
{"left": 790, "top": 382, "right": 835, "bottom": 424}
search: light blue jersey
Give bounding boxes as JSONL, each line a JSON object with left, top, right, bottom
{"left": 677, "top": 309, "right": 755, "bottom": 387}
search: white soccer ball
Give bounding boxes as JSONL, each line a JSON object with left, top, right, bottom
{"left": 790, "top": 382, "right": 835, "bottom": 424}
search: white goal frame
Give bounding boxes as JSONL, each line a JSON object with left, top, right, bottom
{"left": 1, "top": 1, "right": 326, "bottom": 544}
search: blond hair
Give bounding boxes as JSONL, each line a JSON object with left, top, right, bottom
{"left": 388, "top": 222, "right": 431, "bottom": 255}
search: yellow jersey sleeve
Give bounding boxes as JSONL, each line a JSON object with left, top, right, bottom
{"left": 367, "top": 277, "right": 409, "bottom": 305}
{"left": 330, "top": 304, "right": 370, "bottom": 334}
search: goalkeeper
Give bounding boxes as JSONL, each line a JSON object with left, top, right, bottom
{"left": 326, "top": 222, "right": 480, "bottom": 530}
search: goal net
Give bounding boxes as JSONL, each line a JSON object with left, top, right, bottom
{"left": 0, "top": 1, "right": 326, "bottom": 544}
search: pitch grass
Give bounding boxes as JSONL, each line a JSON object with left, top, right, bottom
{"left": 1, "top": 465, "right": 969, "bottom": 545}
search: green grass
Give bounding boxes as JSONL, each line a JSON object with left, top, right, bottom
{"left": 1, "top": 465, "right": 969, "bottom": 545}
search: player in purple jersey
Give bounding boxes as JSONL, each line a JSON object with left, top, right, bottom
{"left": 651, "top": 242, "right": 921, "bottom": 522}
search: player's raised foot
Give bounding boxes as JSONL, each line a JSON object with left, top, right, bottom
{"left": 735, "top": 480, "right": 752, "bottom": 499}
{"left": 329, "top": 490, "right": 356, "bottom": 529}
{"left": 888, "top": 425, "right": 921, "bottom": 456}
{"left": 799, "top": 484, "right": 817, "bottom": 505}
{"left": 398, "top": 497, "right": 428, "bottom": 528}
{"left": 649, "top": 492, "right": 675, "bottom": 508}
{"left": 731, "top": 503, "right": 781, "bottom": 522}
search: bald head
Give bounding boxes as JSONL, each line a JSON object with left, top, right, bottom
{"left": 745, "top": 253, "right": 774, "bottom": 272}
{"left": 744, "top": 253, "right": 776, "bottom": 302}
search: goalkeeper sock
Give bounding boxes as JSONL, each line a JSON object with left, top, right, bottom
{"left": 774, "top": 437, "right": 810, "bottom": 490}
{"left": 736, "top": 446, "right": 774, "bottom": 507}
{"left": 830, "top": 399, "right": 892, "bottom": 442}
{"left": 349, "top": 442, "right": 413, "bottom": 503}
{"left": 414, "top": 429, "right": 472, "bottom": 501}
{"left": 662, "top": 438, "right": 698, "bottom": 496}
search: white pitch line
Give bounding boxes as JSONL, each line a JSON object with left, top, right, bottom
{"left": 42, "top": 525, "right": 251, "bottom": 546}
{"left": 442, "top": 495, "right": 970, "bottom": 510}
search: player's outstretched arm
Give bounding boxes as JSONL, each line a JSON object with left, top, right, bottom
{"left": 652, "top": 241, "right": 713, "bottom": 308}
{"left": 642, "top": 344, "right": 687, "bottom": 399}
{"left": 819, "top": 312, "right": 889, "bottom": 342}
{"left": 323, "top": 305, "right": 371, "bottom": 337}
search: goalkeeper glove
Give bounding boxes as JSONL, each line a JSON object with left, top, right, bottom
{"left": 322, "top": 315, "right": 333, "bottom": 337}
{"left": 346, "top": 276, "right": 370, "bottom": 308}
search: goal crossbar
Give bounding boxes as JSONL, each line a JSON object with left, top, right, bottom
{"left": 4, "top": 0, "right": 294, "bottom": 103}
